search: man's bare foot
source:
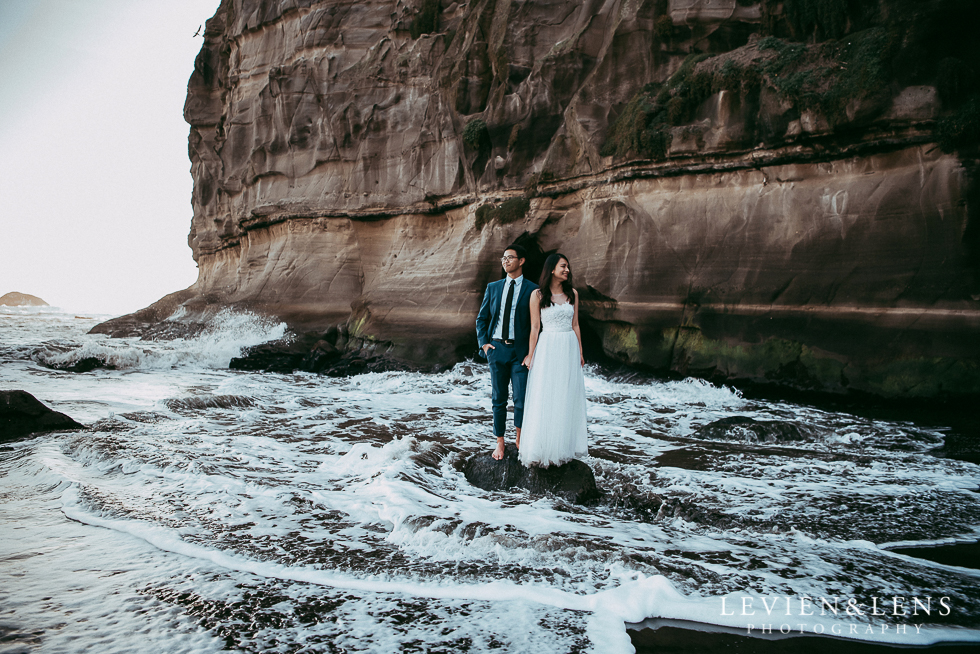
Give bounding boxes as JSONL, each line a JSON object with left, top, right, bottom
{"left": 515, "top": 428, "right": 521, "bottom": 450}
{"left": 492, "top": 438, "right": 505, "bottom": 460}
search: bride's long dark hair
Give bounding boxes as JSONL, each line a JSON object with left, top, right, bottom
{"left": 537, "top": 253, "right": 575, "bottom": 308}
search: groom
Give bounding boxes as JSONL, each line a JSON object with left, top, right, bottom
{"left": 476, "top": 244, "right": 538, "bottom": 460}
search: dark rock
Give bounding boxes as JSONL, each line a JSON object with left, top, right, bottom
{"left": 889, "top": 542, "right": 980, "bottom": 570}
{"left": 1, "top": 390, "right": 85, "bottom": 441}
{"left": 301, "top": 340, "right": 341, "bottom": 373}
{"left": 60, "top": 357, "right": 117, "bottom": 373}
{"left": 325, "top": 356, "right": 369, "bottom": 377}
{"left": 230, "top": 332, "right": 322, "bottom": 373}
{"left": 321, "top": 354, "right": 419, "bottom": 377}
{"left": 38, "top": 352, "right": 116, "bottom": 373}
{"left": 694, "top": 417, "right": 808, "bottom": 443}
{"left": 229, "top": 329, "right": 413, "bottom": 377}
{"left": 88, "top": 287, "right": 196, "bottom": 338}
{"left": 463, "top": 444, "right": 600, "bottom": 505}
{"left": 230, "top": 344, "right": 306, "bottom": 373}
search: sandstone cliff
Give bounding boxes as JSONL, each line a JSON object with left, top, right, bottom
{"left": 94, "top": 0, "right": 980, "bottom": 398}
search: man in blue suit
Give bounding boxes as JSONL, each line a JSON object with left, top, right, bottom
{"left": 476, "top": 244, "right": 539, "bottom": 460}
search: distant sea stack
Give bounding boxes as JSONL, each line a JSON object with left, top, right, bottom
{"left": 93, "top": 0, "right": 980, "bottom": 399}
{"left": 0, "top": 292, "right": 48, "bottom": 307}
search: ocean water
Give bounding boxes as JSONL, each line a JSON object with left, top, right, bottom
{"left": 2, "top": 307, "right": 979, "bottom": 653}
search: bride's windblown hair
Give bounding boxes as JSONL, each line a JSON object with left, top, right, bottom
{"left": 537, "top": 253, "right": 575, "bottom": 308}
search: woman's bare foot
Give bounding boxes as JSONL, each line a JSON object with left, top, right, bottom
{"left": 492, "top": 437, "right": 505, "bottom": 460}
{"left": 516, "top": 428, "right": 521, "bottom": 450}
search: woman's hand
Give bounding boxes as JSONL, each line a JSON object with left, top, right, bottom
{"left": 522, "top": 354, "right": 532, "bottom": 369}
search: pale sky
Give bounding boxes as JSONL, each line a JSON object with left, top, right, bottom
{"left": 0, "top": 0, "right": 219, "bottom": 315}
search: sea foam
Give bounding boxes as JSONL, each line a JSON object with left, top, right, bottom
{"left": 31, "top": 309, "right": 287, "bottom": 371}
{"left": 5, "top": 315, "right": 980, "bottom": 653}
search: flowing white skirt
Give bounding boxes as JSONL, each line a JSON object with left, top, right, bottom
{"left": 519, "top": 330, "right": 588, "bottom": 467}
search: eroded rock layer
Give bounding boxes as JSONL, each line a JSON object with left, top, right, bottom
{"left": 94, "top": 0, "right": 980, "bottom": 398}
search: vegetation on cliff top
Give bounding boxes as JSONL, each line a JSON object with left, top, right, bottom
{"left": 604, "top": 0, "right": 980, "bottom": 161}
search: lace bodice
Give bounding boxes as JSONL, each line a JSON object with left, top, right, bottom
{"left": 540, "top": 301, "right": 574, "bottom": 332}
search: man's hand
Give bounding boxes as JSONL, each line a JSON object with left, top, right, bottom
{"left": 482, "top": 343, "right": 495, "bottom": 355}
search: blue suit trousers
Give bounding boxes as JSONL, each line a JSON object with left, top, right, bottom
{"left": 487, "top": 340, "right": 527, "bottom": 437}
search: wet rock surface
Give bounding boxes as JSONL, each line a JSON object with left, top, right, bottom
{"left": 463, "top": 444, "right": 600, "bottom": 505}
{"left": 889, "top": 542, "right": 980, "bottom": 570}
{"left": 228, "top": 329, "right": 427, "bottom": 376}
{"left": 229, "top": 333, "right": 326, "bottom": 374}
{"left": 45, "top": 356, "right": 118, "bottom": 373}
{"left": 1, "top": 390, "right": 85, "bottom": 441}
{"left": 693, "top": 416, "right": 809, "bottom": 443}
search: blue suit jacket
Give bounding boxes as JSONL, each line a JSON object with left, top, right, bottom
{"left": 476, "top": 277, "right": 539, "bottom": 360}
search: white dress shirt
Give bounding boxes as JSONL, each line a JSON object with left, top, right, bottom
{"left": 492, "top": 275, "right": 523, "bottom": 340}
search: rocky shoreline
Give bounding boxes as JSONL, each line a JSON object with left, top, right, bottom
{"left": 226, "top": 326, "right": 445, "bottom": 377}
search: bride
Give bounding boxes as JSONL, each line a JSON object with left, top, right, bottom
{"left": 518, "top": 253, "right": 588, "bottom": 467}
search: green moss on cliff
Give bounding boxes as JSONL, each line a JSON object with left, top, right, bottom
{"left": 601, "top": 53, "right": 712, "bottom": 160}
{"left": 462, "top": 118, "right": 488, "bottom": 149}
{"left": 654, "top": 15, "right": 673, "bottom": 42}
{"left": 670, "top": 330, "right": 818, "bottom": 382}
{"left": 757, "top": 37, "right": 806, "bottom": 73}
{"left": 474, "top": 197, "right": 530, "bottom": 230}
{"left": 348, "top": 313, "right": 370, "bottom": 340}
{"left": 603, "top": 21, "right": 908, "bottom": 161}
{"left": 755, "top": 29, "right": 895, "bottom": 126}
{"left": 819, "top": 27, "right": 895, "bottom": 126}
{"left": 602, "top": 323, "right": 640, "bottom": 360}
{"left": 601, "top": 90, "right": 671, "bottom": 160}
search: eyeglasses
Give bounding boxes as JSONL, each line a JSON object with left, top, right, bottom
{"left": 500, "top": 256, "right": 519, "bottom": 262}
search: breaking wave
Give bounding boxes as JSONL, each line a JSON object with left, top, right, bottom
{"left": 0, "top": 305, "right": 65, "bottom": 315}
{"left": 31, "top": 309, "right": 287, "bottom": 371}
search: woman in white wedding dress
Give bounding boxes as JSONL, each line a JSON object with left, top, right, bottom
{"left": 518, "top": 253, "right": 588, "bottom": 467}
